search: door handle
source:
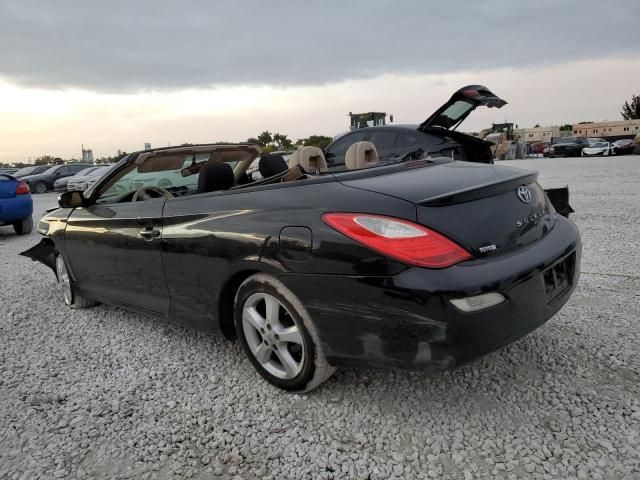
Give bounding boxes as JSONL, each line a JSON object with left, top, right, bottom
{"left": 139, "top": 227, "right": 161, "bottom": 241}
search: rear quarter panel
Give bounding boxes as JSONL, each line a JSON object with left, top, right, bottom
{"left": 160, "top": 180, "right": 416, "bottom": 328}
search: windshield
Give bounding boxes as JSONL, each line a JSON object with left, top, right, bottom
{"left": 97, "top": 154, "right": 239, "bottom": 204}
{"left": 75, "top": 167, "right": 99, "bottom": 176}
{"left": 590, "top": 142, "right": 608, "bottom": 148}
{"left": 14, "top": 166, "right": 37, "bottom": 176}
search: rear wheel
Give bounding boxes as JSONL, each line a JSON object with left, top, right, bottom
{"left": 33, "top": 181, "right": 48, "bottom": 194}
{"left": 13, "top": 216, "right": 33, "bottom": 235}
{"left": 234, "top": 273, "right": 335, "bottom": 392}
{"left": 55, "top": 254, "right": 99, "bottom": 309}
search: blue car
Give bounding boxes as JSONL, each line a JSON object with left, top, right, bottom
{"left": 0, "top": 173, "right": 33, "bottom": 234}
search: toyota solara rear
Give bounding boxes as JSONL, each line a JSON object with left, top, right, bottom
{"left": 21, "top": 86, "right": 581, "bottom": 392}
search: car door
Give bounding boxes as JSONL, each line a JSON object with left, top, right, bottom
{"left": 63, "top": 160, "right": 170, "bottom": 313}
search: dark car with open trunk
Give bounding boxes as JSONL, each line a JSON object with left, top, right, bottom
{"left": 22, "top": 86, "right": 581, "bottom": 391}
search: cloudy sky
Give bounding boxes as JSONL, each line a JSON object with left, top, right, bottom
{"left": 1, "top": 0, "right": 639, "bottom": 162}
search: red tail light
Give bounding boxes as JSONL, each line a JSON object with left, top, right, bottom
{"left": 322, "top": 213, "right": 473, "bottom": 268}
{"left": 15, "top": 182, "right": 30, "bottom": 195}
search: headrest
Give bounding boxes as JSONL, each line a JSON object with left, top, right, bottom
{"left": 197, "top": 162, "right": 234, "bottom": 193}
{"left": 259, "top": 153, "right": 288, "bottom": 178}
{"left": 288, "top": 146, "right": 328, "bottom": 173}
{"left": 345, "top": 141, "right": 379, "bottom": 170}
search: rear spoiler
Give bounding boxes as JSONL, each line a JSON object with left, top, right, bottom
{"left": 418, "top": 171, "right": 538, "bottom": 206}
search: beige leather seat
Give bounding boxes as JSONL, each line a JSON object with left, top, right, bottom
{"left": 345, "top": 141, "right": 379, "bottom": 170}
{"left": 288, "top": 146, "right": 328, "bottom": 174}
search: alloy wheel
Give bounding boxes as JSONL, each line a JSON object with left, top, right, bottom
{"left": 241, "top": 292, "right": 305, "bottom": 379}
{"left": 56, "top": 255, "right": 73, "bottom": 305}
{"left": 34, "top": 182, "right": 47, "bottom": 194}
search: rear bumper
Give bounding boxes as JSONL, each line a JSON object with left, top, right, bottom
{"left": 0, "top": 195, "right": 33, "bottom": 224}
{"left": 278, "top": 216, "right": 581, "bottom": 370}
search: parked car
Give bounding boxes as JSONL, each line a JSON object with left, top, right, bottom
{"left": 24, "top": 99, "right": 582, "bottom": 391}
{"left": 66, "top": 165, "right": 113, "bottom": 191}
{"left": 1, "top": 167, "right": 19, "bottom": 175}
{"left": 0, "top": 173, "right": 33, "bottom": 234}
{"left": 56, "top": 165, "right": 112, "bottom": 192}
{"left": 548, "top": 137, "right": 590, "bottom": 157}
{"left": 530, "top": 143, "right": 546, "bottom": 156}
{"left": 54, "top": 166, "right": 101, "bottom": 192}
{"left": 22, "top": 163, "right": 93, "bottom": 193}
{"left": 612, "top": 138, "right": 636, "bottom": 155}
{"left": 581, "top": 141, "right": 614, "bottom": 157}
{"left": 12, "top": 165, "right": 53, "bottom": 179}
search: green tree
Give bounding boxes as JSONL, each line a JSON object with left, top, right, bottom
{"left": 257, "top": 131, "right": 273, "bottom": 147}
{"left": 34, "top": 155, "right": 57, "bottom": 165}
{"left": 302, "top": 135, "right": 333, "bottom": 149}
{"left": 559, "top": 124, "right": 573, "bottom": 131}
{"left": 621, "top": 94, "right": 640, "bottom": 120}
{"left": 273, "top": 133, "right": 293, "bottom": 150}
{"left": 246, "top": 137, "right": 260, "bottom": 145}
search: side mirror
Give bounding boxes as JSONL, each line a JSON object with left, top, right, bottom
{"left": 58, "top": 191, "right": 86, "bottom": 209}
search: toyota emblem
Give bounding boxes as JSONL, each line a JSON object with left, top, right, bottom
{"left": 517, "top": 185, "right": 532, "bottom": 203}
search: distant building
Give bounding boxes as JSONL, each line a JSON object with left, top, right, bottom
{"left": 81, "top": 145, "right": 94, "bottom": 163}
{"left": 144, "top": 143, "right": 151, "bottom": 150}
{"left": 514, "top": 126, "right": 569, "bottom": 143}
{"left": 572, "top": 119, "right": 640, "bottom": 140}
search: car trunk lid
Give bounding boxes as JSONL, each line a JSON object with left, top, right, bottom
{"left": 418, "top": 85, "right": 507, "bottom": 131}
{"left": 338, "top": 160, "right": 554, "bottom": 258}
{"left": 0, "top": 175, "right": 17, "bottom": 198}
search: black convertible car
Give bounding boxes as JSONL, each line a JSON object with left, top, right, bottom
{"left": 23, "top": 86, "right": 581, "bottom": 392}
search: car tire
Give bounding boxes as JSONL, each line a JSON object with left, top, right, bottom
{"left": 33, "top": 181, "right": 48, "bottom": 194}
{"left": 234, "top": 273, "right": 335, "bottom": 392}
{"left": 55, "top": 253, "right": 99, "bottom": 309}
{"left": 13, "top": 216, "right": 33, "bottom": 235}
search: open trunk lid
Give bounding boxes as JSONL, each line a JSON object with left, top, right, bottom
{"left": 418, "top": 85, "right": 507, "bottom": 131}
{"left": 339, "top": 161, "right": 555, "bottom": 258}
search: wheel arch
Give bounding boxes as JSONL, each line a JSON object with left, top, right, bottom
{"left": 217, "top": 262, "right": 286, "bottom": 340}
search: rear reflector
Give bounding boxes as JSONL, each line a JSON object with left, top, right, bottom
{"left": 449, "top": 293, "right": 505, "bottom": 312}
{"left": 16, "top": 182, "right": 30, "bottom": 195}
{"left": 322, "top": 213, "right": 473, "bottom": 268}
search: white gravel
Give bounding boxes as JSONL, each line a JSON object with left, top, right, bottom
{"left": 1, "top": 156, "right": 639, "bottom": 479}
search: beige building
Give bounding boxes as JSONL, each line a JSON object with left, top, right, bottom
{"left": 514, "top": 126, "right": 568, "bottom": 143}
{"left": 572, "top": 119, "right": 640, "bottom": 139}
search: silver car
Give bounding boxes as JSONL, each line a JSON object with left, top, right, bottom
{"left": 66, "top": 165, "right": 113, "bottom": 192}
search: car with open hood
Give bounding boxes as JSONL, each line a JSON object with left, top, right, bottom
{"left": 22, "top": 86, "right": 582, "bottom": 392}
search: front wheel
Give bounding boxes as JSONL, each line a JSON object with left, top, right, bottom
{"left": 55, "top": 254, "right": 99, "bottom": 309}
{"left": 234, "top": 273, "right": 335, "bottom": 392}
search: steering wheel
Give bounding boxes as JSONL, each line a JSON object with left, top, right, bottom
{"left": 132, "top": 185, "right": 173, "bottom": 201}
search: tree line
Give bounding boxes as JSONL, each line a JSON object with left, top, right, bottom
{"left": 246, "top": 131, "right": 333, "bottom": 154}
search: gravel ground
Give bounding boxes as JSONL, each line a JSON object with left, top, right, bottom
{"left": 1, "top": 156, "right": 639, "bottom": 480}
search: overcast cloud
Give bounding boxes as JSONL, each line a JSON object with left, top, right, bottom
{"left": 1, "top": 0, "right": 639, "bottom": 92}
